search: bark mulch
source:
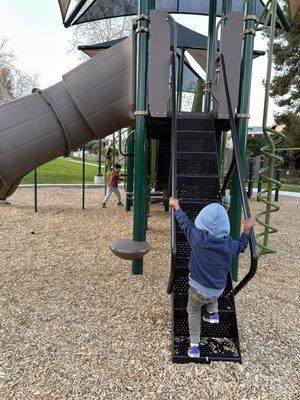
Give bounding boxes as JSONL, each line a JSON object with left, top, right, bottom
{"left": 0, "top": 187, "right": 299, "bottom": 400}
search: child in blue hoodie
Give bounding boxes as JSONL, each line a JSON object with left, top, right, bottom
{"left": 169, "top": 198, "right": 254, "bottom": 358}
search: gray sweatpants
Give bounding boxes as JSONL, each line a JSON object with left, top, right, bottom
{"left": 103, "top": 186, "right": 121, "bottom": 204}
{"left": 187, "top": 286, "right": 219, "bottom": 344}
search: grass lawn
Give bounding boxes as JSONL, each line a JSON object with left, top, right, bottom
{"left": 21, "top": 158, "right": 104, "bottom": 184}
{"left": 253, "top": 182, "right": 300, "bottom": 193}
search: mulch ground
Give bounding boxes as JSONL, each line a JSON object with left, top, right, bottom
{"left": 0, "top": 187, "right": 299, "bottom": 400}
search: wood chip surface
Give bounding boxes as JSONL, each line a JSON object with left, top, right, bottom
{"left": 0, "top": 187, "right": 299, "bottom": 399}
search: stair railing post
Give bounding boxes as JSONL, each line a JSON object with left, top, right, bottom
{"left": 204, "top": 0, "right": 217, "bottom": 112}
{"left": 229, "top": 0, "right": 257, "bottom": 281}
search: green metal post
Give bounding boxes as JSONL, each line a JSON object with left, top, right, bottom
{"left": 220, "top": 132, "right": 228, "bottom": 186}
{"left": 163, "top": 189, "right": 169, "bottom": 212}
{"left": 229, "top": 0, "right": 256, "bottom": 281}
{"left": 34, "top": 168, "right": 38, "bottom": 213}
{"left": 222, "top": 0, "right": 232, "bottom": 15}
{"left": 257, "top": 154, "right": 265, "bottom": 199}
{"left": 261, "top": 0, "right": 277, "bottom": 252}
{"left": 247, "top": 153, "right": 254, "bottom": 198}
{"left": 216, "top": 132, "right": 223, "bottom": 174}
{"left": 98, "top": 140, "right": 102, "bottom": 177}
{"left": 113, "top": 133, "right": 116, "bottom": 167}
{"left": 126, "top": 128, "right": 134, "bottom": 211}
{"left": 204, "top": 0, "right": 217, "bottom": 112}
{"left": 145, "top": 137, "right": 151, "bottom": 230}
{"left": 192, "top": 79, "right": 204, "bottom": 112}
{"left": 275, "top": 168, "right": 281, "bottom": 202}
{"left": 82, "top": 144, "right": 85, "bottom": 210}
{"left": 132, "top": 0, "right": 150, "bottom": 275}
{"left": 219, "top": 1, "right": 232, "bottom": 185}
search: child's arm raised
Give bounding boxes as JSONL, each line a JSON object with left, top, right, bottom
{"left": 169, "top": 197, "right": 199, "bottom": 244}
{"left": 232, "top": 217, "right": 255, "bottom": 256}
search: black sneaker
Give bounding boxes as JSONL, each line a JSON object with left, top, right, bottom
{"left": 102, "top": 203, "right": 107, "bottom": 208}
{"left": 117, "top": 202, "right": 124, "bottom": 207}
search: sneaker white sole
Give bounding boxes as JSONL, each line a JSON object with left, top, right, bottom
{"left": 202, "top": 317, "right": 219, "bottom": 324}
{"left": 188, "top": 353, "right": 200, "bottom": 358}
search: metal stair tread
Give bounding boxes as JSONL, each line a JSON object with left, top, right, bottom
{"left": 173, "top": 335, "right": 241, "bottom": 363}
{"left": 176, "top": 173, "right": 219, "bottom": 178}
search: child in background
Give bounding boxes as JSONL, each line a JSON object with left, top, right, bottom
{"left": 169, "top": 197, "right": 254, "bottom": 358}
{"left": 102, "top": 164, "right": 124, "bottom": 208}
{"left": 105, "top": 146, "right": 113, "bottom": 172}
{"left": 223, "top": 194, "right": 231, "bottom": 212}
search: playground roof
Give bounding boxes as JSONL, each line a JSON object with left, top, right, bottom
{"left": 71, "top": 0, "right": 267, "bottom": 25}
{"left": 59, "top": 0, "right": 292, "bottom": 31}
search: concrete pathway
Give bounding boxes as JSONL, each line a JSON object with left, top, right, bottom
{"left": 252, "top": 188, "right": 300, "bottom": 198}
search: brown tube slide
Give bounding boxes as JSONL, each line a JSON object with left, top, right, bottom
{"left": 0, "top": 36, "right": 134, "bottom": 199}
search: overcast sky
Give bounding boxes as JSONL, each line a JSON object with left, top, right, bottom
{"left": 1, "top": 0, "right": 279, "bottom": 126}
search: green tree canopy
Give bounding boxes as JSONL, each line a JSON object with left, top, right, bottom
{"left": 271, "top": 10, "right": 300, "bottom": 148}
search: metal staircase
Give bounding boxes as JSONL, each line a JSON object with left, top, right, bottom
{"left": 165, "top": 53, "right": 258, "bottom": 364}
{"left": 167, "top": 112, "right": 242, "bottom": 363}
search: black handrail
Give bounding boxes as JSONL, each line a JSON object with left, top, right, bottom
{"left": 220, "top": 53, "right": 258, "bottom": 296}
{"left": 167, "top": 15, "right": 177, "bottom": 295}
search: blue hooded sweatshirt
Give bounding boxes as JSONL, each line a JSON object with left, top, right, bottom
{"left": 174, "top": 203, "right": 249, "bottom": 297}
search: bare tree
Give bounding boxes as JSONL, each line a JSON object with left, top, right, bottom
{"left": 0, "top": 38, "right": 38, "bottom": 104}
{"left": 69, "top": 16, "right": 133, "bottom": 59}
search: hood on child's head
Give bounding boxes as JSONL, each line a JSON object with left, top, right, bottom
{"left": 195, "top": 203, "right": 230, "bottom": 238}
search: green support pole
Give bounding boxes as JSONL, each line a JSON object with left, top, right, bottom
{"left": 82, "top": 144, "right": 85, "bottom": 210}
{"left": 34, "top": 168, "right": 38, "bottom": 213}
{"left": 275, "top": 168, "right": 281, "bottom": 202}
{"left": 98, "top": 140, "right": 102, "bottom": 177}
{"left": 247, "top": 153, "right": 254, "bottom": 199}
{"left": 192, "top": 79, "right": 204, "bottom": 112}
{"left": 163, "top": 189, "right": 169, "bottom": 212}
{"left": 257, "top": 154, "right": 265, "bottom": 200}
{"left": 219, "top": 1, "right": 232, "bottom": 185}
{"left": 132, "top": 0, "right": 150, "bottom": 275}
{"left": 222, "top": 0, "right": 232, "bottom": 15}
{"left": 229, "top": 0, "right": 256, "bottom": 281}
{"left": 145, "top": 137, "right": 151, "bottom": 230}
{"left": 150, "top": 138, "right": 158, "bottom": 188}
{"left": 261, "top": 0, "right": 278, "bottom": 252}
{"left": 126, "top": 128, "right": 134, "bottom": 211}
{"left": 220, "top": 132, "right": 228, "bottom": 186}
{"left": 113, "top": 133, "right": 116, "bottom": 167}
{"left": 204, "top": 0, "right": 217, "bottom": 112}
{"left": 216, "top": 132, "right": 223, "bottom": 174}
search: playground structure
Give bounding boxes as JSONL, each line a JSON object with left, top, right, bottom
{"left": 0, "top": 0, "right": 299, "bottom": 363}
